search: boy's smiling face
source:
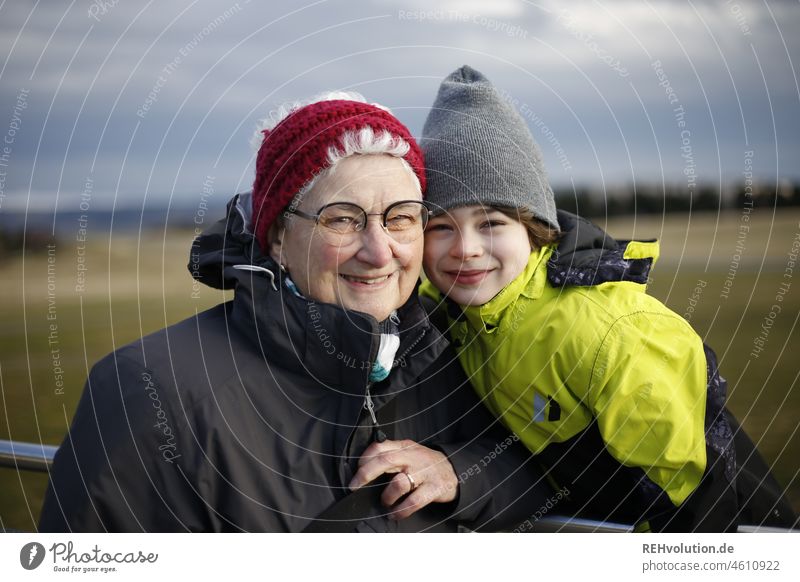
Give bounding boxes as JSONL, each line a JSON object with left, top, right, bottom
{"left": 423, "top": 205, "right": 532, "bottom": 306}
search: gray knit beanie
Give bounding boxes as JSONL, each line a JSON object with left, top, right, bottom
{"left": 421, "top": 65, "right": 559, "bottom": 231}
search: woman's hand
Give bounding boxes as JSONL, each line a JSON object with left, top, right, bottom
{"left": 348, "top": 439, "right": 459, "bottom": 520}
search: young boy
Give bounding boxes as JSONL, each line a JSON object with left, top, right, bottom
{"left": 419, "top": 66, "right": 795, "bottom": 531}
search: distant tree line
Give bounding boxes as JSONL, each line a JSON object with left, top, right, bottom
{"left": 0, "top": 230, "right": 56, "bottom": 262}
{"left": 554, "top": 181, "right": 800, "bottom": 218}
{"left": 2, "top": 181, "right": 799, "bottom": 263}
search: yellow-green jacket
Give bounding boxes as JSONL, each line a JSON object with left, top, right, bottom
{"left": 421, "top": 211, "right": 737, "bottom": 530}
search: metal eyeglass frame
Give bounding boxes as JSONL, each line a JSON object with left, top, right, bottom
{"left": 284, "top": 199, "right": 430, "bottom": 240}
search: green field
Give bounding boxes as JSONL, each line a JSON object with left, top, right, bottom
{"left": 1, "top": 209, "right": 798, "bottom": 531}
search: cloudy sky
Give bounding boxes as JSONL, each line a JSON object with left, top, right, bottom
{"left": 1, "top": 0, "right": 798, "bottom": 213}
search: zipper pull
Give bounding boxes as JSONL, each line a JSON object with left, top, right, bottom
{"left": 364, "top": 387, "right": 387, "bottom": 443}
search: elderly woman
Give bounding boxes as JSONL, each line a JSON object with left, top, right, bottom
{"left": 39, "top": 92, "right": 551, "bottom": 532}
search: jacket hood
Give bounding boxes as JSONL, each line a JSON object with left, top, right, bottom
{"left": 547, "top": 210, "right": 658, "bottom": 287}
{"left": 189, "top": 192, "right": 269, "bottom": 291}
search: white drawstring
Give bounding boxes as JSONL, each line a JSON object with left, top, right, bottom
{"left": 232, "top": 264, "right": 278, "bottom": 291}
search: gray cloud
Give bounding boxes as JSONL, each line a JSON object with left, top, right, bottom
{"left": 1, "top": 0, "right": 798, "bottom": 215}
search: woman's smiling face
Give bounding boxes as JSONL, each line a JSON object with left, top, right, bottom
{"left": 423, "top": 205, "right": 532, "bottom": 306}
{"left": 270, "top": 154, "right": 424, "bottom": 322}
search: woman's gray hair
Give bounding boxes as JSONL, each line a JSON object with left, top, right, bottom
{"left": 252, "top": 91, "right": 421, "bottom": 211}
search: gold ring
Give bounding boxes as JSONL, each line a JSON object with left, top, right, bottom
{"left": 404, "top": 472, "right": 417, "bottom": 492}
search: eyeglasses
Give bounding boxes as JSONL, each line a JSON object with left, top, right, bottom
{"left": 285, "top": 200, "right": 429, "bottom": 245}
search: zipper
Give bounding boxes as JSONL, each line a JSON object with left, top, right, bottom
{"left": 362, "top": 327, "right": 427, "bottom": 444}
{"left": 354, "top": 324, "right": 430, "bottom": 449}
{"left": 337, "top": 324, "right": 430, "bottom": 486}
{"left": 364, "top": 383, "right": 387, "bottom": 443}
{"left": 361, "top": 328, "right": 428, "bottom": 444}
{"left": 394, "top": 328, "right": 427, "bottom": 366}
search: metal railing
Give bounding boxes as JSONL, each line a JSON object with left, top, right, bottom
{"left": 0, "top": 439, "right": 794, "bottom": 533}
{"left": 0, "top": 439, "right": 57, "bottom": 472}
{"left": 528, "top": 515, "right": 634, "bottom": 533}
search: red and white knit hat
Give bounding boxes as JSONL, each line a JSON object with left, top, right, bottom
{"left": 251, "top": 99, "right": 426, "bottom": 251}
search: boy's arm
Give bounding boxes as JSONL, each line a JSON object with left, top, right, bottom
{"left": 588, "top": 311, "right": 709, "bottom": 511}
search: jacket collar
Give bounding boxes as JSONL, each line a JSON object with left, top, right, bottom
{"left": 233, "top": 266, "right": 441, "bottom": 395}
{"left": 461, "top": 244, "right": 553, "bottom": 332}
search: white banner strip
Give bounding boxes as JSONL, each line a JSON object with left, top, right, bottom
{"left": 1, "top": 532, "right": 797, "bottom": 581}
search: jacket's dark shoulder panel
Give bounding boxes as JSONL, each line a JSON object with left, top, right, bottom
{"left": 39, "top": 341, "right": 216, "bottom": 532}
{"left": 126, "top": 301, "right": 249, "bottom": 406}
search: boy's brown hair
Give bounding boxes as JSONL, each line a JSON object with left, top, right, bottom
{"left": 492, "top": 206, "right": 561, "bottom": 250}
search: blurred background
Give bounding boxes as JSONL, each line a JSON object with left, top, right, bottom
{"left": 1, "top": 0, "right": 798, "bottom": 531}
